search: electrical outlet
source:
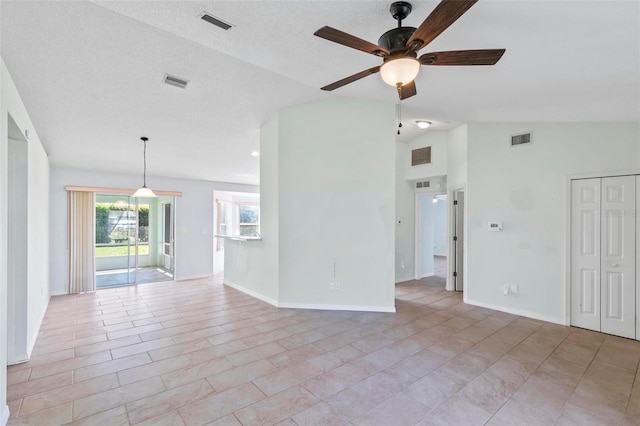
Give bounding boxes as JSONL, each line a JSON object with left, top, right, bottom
{"left": 334, "top": 281, "right": 341, "bottom": 290}
{"left": 503, "top": 284, "right": 510, "bottom": 296}
{"left": 329, "top": 282, "right": 335, "bottom": 289}
{"left": 509, "top": 284, "right": 519, "bottom": 294}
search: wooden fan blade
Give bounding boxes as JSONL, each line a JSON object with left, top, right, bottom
{"left": 420, "top": 49, "right": 505, "bottom": 65}
{"left": 407, "top": 0, "right": 478, "bottom": 51}
{"left": 398, "top": 81, "right": 417, "bottom": 100}
{"left": 321, "top": 66, "right": 381, "bottom": 91}
{"left": 314, "top": 26, "right": 389, "bottom": 57}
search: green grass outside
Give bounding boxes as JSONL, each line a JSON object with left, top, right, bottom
{"left": 96, "top": 245, "right": 149, "bottom": 257}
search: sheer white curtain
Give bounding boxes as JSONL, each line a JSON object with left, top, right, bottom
{"left": 68, "top": 191, "right": 95, "bottom": 293}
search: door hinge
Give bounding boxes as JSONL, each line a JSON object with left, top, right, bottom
{"left": 453, "top": 236, "right": 458, "bottom": 241}
{"left": 453, "top": 200, "right": 458, "bottom": 205}
{"left": 453, "top": 272, "right": 458, "bottom": 277}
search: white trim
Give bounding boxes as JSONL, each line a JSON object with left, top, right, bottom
{"left": 1, "top": 404, "right": 10, "bottom": 426}
{"left": 224, "top": 281, "right": 396, "bottom": 313}
{"left": 26, "top": 294, "right": 50, "bottom": 359}
{"left": 464, "top": 295, "right": 567, "bottom": 326}
{"left": 565, "top": 176, "right": 573, "bottom": 326}
{"left": 50, "top": 289, "right": 68, "bottom": 296}
{"left": 419, "top": 273, "right": 434, "bottom": 279}
{"left": 224, "top": 280, "right": 279, "bottom": 307}
{"left": 568, "top": 168, "right": 640, "bottom": 181}
{"left": 7, "top": 353, "right": 29, "bottom": 365}
{"left": 278, "top": 302, "right": 396, "bottom": 313}
{"left": 176, "top": 274, "right": 212, "bottom": 281}
{"left": 448, "top": 186, "right": 466, "bottom": 292}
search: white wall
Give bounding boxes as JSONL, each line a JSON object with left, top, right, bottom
{"left": 49, "top": 167, "right": 258, "bottom": 295}
{"left": 26, "top": 138, "right": 50, "bottom": 355}
{"left": 1, "top": 57, "right": 51, "bottom": 421}
{"left": 465, "top": 122, "right": 640, "bottom": 324}
{"left": 277, "top": 98, "right": 396, "bottom": 310}
{"left": 224, "top": 115, "right": 279, "bottom": 302}
{"left": 433, "top": 197, "right": 447, "bottom": 256}
{"left": 405, "top": 131, "right": 448, "bottom": 181}
{"left": 447, "top": 124, "right": 468, "bottom": 190}
{"left": 226, "top": 98, "right": 396, "bottom": 311}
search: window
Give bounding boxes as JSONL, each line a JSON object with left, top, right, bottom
{"left": 216, "top": 200, "right": 229, "bottom": 251}
{"left": 238, "top": 204, "right": 260, "bottom": 236}
{"left": 215, "top": 198, "right": 260, "bottom": 249}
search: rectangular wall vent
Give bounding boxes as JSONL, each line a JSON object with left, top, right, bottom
{"left": 200, "top": 12, "right": 232, "bottom": 30}
{"left": 416, "top": 181, "right": 430, "bottom": 189}
{"left": 163, "top": 74, "right": 189, "bottom": 89}
{"left": 511, "top": 132, "right": 532, "bottom": 147}
{"left": 411, "top": 146, "right": 432, "bottom": 166}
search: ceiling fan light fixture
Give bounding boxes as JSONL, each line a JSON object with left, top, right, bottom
{"left": 415, "top": 120, "right": 431, "bottom": 129}
{"left": 380, "top": 57, "right": 420, "bottom": 87}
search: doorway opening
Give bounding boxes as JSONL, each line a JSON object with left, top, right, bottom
{"left": 7, "top": 113, "right": 29, "bottom": 363}
{"left": 213, "top": 191, "right": 260, "bottom": 275}
{"left": 95, "top": 194, "right": 175, "bottom": 288}
{"left": 415, "top": 192, "right": 447, "bottom": 288}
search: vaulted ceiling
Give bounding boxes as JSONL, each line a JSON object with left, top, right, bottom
{"left": 1, "top": 1, "right": 638, "bottom": 185}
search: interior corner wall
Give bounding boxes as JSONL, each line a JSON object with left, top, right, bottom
{"left": 26, "top": 137, "right": 50, "bottom": 355}
{"left": 0, "top": 65, "right": 8, "bottom": 424}
{"left": 224, "top": 115, "right": 279, "bottom": 303}
{"left": 446, "top": 124, "right": 468, "bottom": 190}
{"left": 465, "top": 122, "right": 640, "bottom": 324}
{"left": 49, "top": 167, "right": 258, "bottom": 295}
{"left": 277, "top": 98, "right": 396, "bottom": 310}
{"left": 405, "top": 131, "right": 448, "bottom": 181}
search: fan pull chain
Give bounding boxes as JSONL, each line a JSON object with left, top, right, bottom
{"left": 397, "top": 103, "right": 402, "bottom": 135}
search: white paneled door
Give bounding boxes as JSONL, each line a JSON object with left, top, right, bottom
{"left": 571, "top": 175, "right": 636, "bottom": 340}
{"left": 600, "top": 176, "right": 635, "bottom": 338}
{"left": 571, "top": 178, "right": 602, "bottom": 332}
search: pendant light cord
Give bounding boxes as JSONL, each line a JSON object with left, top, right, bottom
{"left": 141, "top": 136, "right": 149, "bottom": 188}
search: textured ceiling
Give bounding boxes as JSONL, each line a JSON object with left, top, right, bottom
{"left": 1, "top": 0, "right": 639, "bottom": 185}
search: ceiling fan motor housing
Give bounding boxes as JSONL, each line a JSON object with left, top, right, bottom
{"left": 378, "top": 27, "right": 417, "bottom": 53}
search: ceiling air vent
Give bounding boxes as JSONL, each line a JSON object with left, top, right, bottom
{"left": 411, "top": 146, "right": 432, "bottom": 166}
{"left": 163, "top": 74, "right": 189, "bottom": 89}
{"left": 200, "top": 12, "right": 232, "bottom": 30}
{"left": 511, "top": 132, "right": 532, "bottom": 147}
{"left": 416, "top": 181, "right": 430, "bottom": 189}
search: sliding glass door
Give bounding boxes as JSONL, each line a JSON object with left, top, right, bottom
{"left": 95, "top": 194, "right": 175, "bottom": 288}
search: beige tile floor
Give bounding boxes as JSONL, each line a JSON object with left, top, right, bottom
{"left": 6, "top": 275, "right": 640, "bottom": 425}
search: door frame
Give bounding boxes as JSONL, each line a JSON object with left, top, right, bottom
{"left": 566, "top": 168, "right": 640, "bottom": 330}
{"left": 448, "top": 185, "right": 466, "bottom": 292}
{"left": 414, "top": 188, "right": 447, "bottom": 282}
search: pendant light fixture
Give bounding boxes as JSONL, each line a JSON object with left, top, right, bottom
{"left": 132, "top": 136, "right": 157, "bottom": 198}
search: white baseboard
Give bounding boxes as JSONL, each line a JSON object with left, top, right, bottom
{"left": 464, "top": 296, "right": 567, "bottom": 325}
{"left": 50, "top": 289, "right": 68, "bottom": 296}
{"left": 1, "top": 404, "right": 9, "bottom": 426}
{"left": 224, "top": 281, "right": 396, "bottom": 313}
{"left": 224, "top": 281, "right": 279, "bottom": 307}
{"left": 8, "top": 352, "right": 30, "bottom": 365}
{"left": 278, "top": 302, "right": 396, "bottom": 313}
{"left": 418, "top": 273, "right": 434, "bottom": 279}
{"left": 176, "top": 274, "right": 213, "bottom": 281}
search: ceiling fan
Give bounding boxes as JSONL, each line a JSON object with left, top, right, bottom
{"left": 314, "top": 0, "right": 505, "bottom": 100}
